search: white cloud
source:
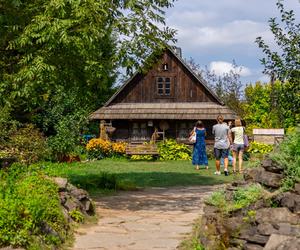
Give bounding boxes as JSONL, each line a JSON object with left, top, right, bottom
{"left": 174, "top": 20, "right": 273, "bottom": 49}
{"left": 209, "top": 61, "right": 252, "bottom": 77}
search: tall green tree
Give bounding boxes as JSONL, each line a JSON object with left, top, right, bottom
{"left": 255, "top": 0, "right": 299, "bottom": 127}
{"left": 0, "top": 0, "right": 177, "bottom": 158}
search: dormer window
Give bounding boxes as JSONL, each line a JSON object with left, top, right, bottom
{"left": 157, "top": 77, "right": 171, "bottom": 96}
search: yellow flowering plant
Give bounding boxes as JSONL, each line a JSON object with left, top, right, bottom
{"left": 86, "top": 139, "right": 127, "bottom": 159}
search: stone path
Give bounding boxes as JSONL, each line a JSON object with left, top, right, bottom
{"left": 73, "top": 186, "right": 218, "bottom": 250}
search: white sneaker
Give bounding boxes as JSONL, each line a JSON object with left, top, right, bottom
{"left": 214, "top": 171, "right": 221, "bottom": 175}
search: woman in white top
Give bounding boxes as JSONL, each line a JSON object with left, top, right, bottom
{"left": 230, "top": 119, "right": 245, "bottom": 173}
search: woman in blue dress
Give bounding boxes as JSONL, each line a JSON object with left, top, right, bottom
{"left": 191, "top": 121, "right": 208, "bottom": 170}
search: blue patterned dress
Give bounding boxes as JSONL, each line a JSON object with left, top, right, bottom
{"left": 192, "top": 129, "right": 208, "bottom": 166}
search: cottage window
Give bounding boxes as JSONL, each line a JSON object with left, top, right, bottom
{"left": 156, "top": 77, "right": 172, "bottom": 96}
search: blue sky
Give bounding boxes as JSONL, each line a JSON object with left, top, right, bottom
{"left": 165, "top": 0, "right": 300, "bottom": 85}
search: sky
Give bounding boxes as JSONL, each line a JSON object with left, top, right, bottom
{"left": 164, "top": 0, "right": 300, "bottom": 85}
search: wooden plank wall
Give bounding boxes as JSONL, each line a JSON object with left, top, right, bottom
{"left": 111, "top": 50, "right": 217, "bottom": 104}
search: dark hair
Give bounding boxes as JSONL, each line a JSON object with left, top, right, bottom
{"left": 195, "top": 120, "right": 204, "bottom": 128}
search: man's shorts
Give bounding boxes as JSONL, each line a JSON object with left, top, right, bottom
{"left": 232, "top": 143, "right": 244, "bottom": 152}
{"left": 214, "top": 148, "right": 229, "bottom": 160}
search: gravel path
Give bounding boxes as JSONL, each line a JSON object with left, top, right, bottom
{"left": 73, "top": 186, "right": 218, "bottom": 250}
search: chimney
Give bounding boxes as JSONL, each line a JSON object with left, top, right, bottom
{"left": 173, "top": 46, "right": 182, "bottom": 57}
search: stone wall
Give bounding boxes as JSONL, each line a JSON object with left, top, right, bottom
{"left": 52, "top": 177, "right": 95, "bottom": 222}
{"left": 199, "top": 157, "right": 300, "bottom": 250}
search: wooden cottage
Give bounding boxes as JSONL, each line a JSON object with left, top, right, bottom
{"left": 90, "top": 47, "right": 237, "bottom": 143}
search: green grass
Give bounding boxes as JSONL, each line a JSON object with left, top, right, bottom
{"left": 37, "top": 159, "right": 242, "bottom": 193}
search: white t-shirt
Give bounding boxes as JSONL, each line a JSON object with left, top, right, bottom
{"left": 231, "top": 127, "right": 244, "bottom": 144}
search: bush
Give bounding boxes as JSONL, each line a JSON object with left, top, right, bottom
{"left": 4, "top": 124, "right": 49, "bottom": 165}
{"left": 157, "top": 139, "right": 192, "bottom": 160}
{"left": 248, "top": 141, "right": 273, "bottom": 154}
{"left": 270, "top": 126, "right": 300, "bottom": 190}
{"left": 86, "top": 139, "right": 127, "bottom": 159}
{"left": 47, "top": 111, "right": 87, "bottom": 162}
{"left": 0, "top": 164, "right": 69, "bottom": 249}
{"left": 206, "top": 184, "right": 264, "bottom": 214}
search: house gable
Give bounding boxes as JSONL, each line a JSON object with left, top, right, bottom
{"left": 105, "top": 47, "right": 222, "bottom": 106}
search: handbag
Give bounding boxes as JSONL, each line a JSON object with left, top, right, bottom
{"left": 189, "top": 130, "right": 196, "bottom": 143}
{"left": 243, "top": 128, "right": 249, "bottom": 147}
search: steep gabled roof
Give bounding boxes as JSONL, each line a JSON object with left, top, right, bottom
{"left": 103, "top": 46, "right": 223, "bottom": 107}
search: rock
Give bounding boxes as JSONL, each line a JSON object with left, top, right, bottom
{"left": 225, "top": 216, "right": 244, "bottom": 233}
{"left": 244, "top": 168, "right": 283, "bottom": 188}
{"left": 273, "top": 192, "right": 300, "bottom": 213}
{"left": 203, "top": 204, "right": 219, "bottom": 214}
{"left": 244, "top": 243, "right": 264, "bottom": 250}
{"left": 64, "top": 197, "right": 81, "bottom": 212}
{"left": 229, "top": 238, "right": 247, "bottom": 248}
{"left": 276, "top": 238, "right": 300, "bottom": 250}
{"left": 70, "top": 188, "right": 88, "bottom": 201}
{"left": 40, "top": 221, "right": 62, "bottom": 240}
{"left": 261, "top": 158, "right": 283, "bottom": 174}
{"left": 294, "top": 183, "right": 300, "bottom": 195}
{"left": 243, "top": 234, "right": 269, "bottom": 245}
{"left": 59, "top": 192, "right": 68, "bottom": 205}
{"left": 52, "top": 177, "right": 68, "bottom": 191}
{"left": 257, "top": 223, "right": 278, "bottom": 236}
{"left": 255, "top": 208, "right": 300, "bottom": 225}
{"left": 232, "top": 180, "right": 248, "bottom": 187}
{"left": 81, "top": 198, "right": 94, "bottom": 215}
{"left": 263, "top": 234, "right": 299, "bottom": 250}
{"left": 275, "top": 223, "right": 300, "bottom": 236}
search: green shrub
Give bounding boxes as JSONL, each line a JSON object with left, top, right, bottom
{"left": 7, "top": 124, "right": 49, "bottom": 165}
{"left": 47, "top": 111, "right": 88, "bottom": 162}
{"left": 157, "top": 139, "right": 192, "bottom": 161}
{"left": 69, "top": 210, "right": 84, "bottom": 223}
{"left": 248, "top": 141, "right": 273, "bottom": 154}
{"left": 270, "top": 126, "right": 300, "bottom": 190}
{"left": 206, "top": 184, "right": 264, "bottom": 214}
{"left": 0, "top": 164, "right": 69, "bottom": 249}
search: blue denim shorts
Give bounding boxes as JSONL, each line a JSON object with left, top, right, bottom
{"left": 232, "top": 143, "right": 244, "bottom": 152}
{"left": 214, "top": 148, "right": 229, "bottom": 160}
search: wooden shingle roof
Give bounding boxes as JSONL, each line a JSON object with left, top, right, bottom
{"left": 90, "top": 102, "right": 237, "bottom": 120}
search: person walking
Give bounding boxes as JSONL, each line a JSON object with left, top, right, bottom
{"left": 212, "top": 115, "right": 230, "bottom": 176}
{"left": 191, "top": 121, "right": 208, "bottom": 170}
{"left": 230, "top": 119, "right": 245, "bottom": 174}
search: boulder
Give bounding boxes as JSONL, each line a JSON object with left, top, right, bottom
{"left": 244, "top": 243, "right": 264, "bottom": 250}
{"left": 273, "top": 192, "right": 300, "bottom": 213}
{"left": 294, "top": 182, "right": 300, "bottom": 195}
{"left": 244, "top": 168, "right": 283, "bottom": 188}
{"left": 261, "top": 158, "right": 283, "bottom": 174}
{"left": 52, "top": 177, "right": 68, "bottom": 191}
{"left": 255, "top": 208, "right": 300, "bottom": 225}
{"left": 275, "top": 238, "right": 300, "bottom": 250}
{"left": 263, "top": 234, "right": 300, "bottom": 250}
{"left": 70, "top": 188, "right": 88, "bottom": 201}
{"left": 240, "top": 234, "right": 269, "bottom": 245}
{"left": 257, "top": 223, "right": 278, "bottom": 236}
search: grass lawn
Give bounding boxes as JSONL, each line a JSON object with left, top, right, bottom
{"left": 39, "top": 159, "right": 244, "bottom": 193}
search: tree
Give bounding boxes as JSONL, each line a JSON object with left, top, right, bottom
{"left": 242, "top": 82, "right": 281, "bottom": 130}
{"left": 255, "top": 0, "right": 300, "bottom": 127}
{"left": 0, "top": 0, "right": 177, "bottom": 158}
{"left": 186, "top": 58, "right": 243, "bottom": 115}
{"left": 255, "top": 0, "right": 300, "bottom": 81}
{"left": 1, "top": 0, "right": 176, "bottom": 110}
